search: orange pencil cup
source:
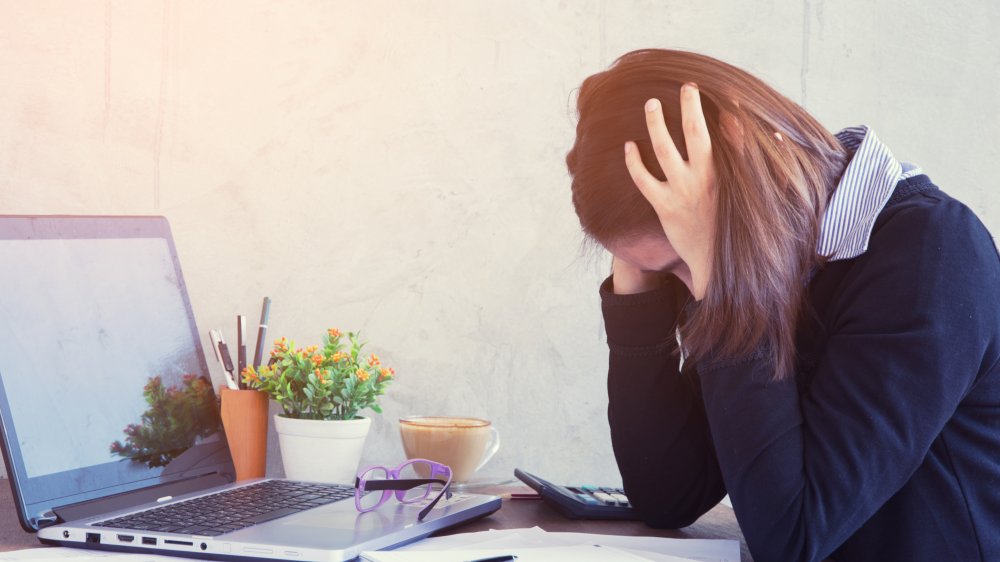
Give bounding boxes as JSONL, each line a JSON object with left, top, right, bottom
{"left": 219, "top": 386, "right": 269, "bottom": 481}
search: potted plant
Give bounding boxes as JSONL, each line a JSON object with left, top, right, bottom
{"left": 241, "top": 328, "right": 395, "bottom": 484}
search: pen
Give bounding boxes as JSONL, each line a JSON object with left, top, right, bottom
{"left": 464, "top": 556, "right": 517, "bottom": 562}
{"left": 252, "top": 297, "right": 271, "bottom": 370}
{"left": 237, "top": 315, "right": 247, "bottom": 388}
{"left": 218, "top": 334, "right": 238, "bottom": 390}
{"left": 210, "top": 330, "right": 239, "bottom": 390}
{"left": 208, "top": 329, "right": 224, "bottom": 365}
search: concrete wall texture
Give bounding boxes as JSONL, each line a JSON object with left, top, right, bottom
{"left": 0, "top": 1, "right": 997, "bottom": 485}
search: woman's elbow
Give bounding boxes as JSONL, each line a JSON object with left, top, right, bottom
{"left": 627, "top": 485, "right": 723, "bottom": 529}
{"left": 637, "top": 507, "right": 703, "bottom": 529}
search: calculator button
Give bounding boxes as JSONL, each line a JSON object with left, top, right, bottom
{"left": 592, "top": 492, "right": 617, "bottom": 505}
{"left": 610, "top": 493, "right": 629, "bottom": 504}
{"left": 581, "top": 485, "right": 599, "bottom": 493}
{"left": 576, "top": 493, "right": 601, "bottom": 505}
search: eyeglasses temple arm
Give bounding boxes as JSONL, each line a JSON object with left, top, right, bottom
{"left": 359, "top": 478, "right": 447, "bottom": 492}
{"left": 417, "top": 485, "right": 453, "bottom": 521}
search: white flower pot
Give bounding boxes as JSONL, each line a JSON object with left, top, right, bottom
{"left": 273, "top": 415, "right": 371, "bottom": 484}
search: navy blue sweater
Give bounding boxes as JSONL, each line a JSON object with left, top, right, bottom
{"left": 602, "top": 175, "right": 1000, "bottom": 561}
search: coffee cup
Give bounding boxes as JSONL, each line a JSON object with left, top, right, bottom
{"left": 398, "top": 416, "right": 499, "bottom": 483}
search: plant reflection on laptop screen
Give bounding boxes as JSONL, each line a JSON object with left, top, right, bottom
{"left": 110, "top": 374, "right": 222, "bottom": 469}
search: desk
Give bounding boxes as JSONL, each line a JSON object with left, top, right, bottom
{"left": 0, "top": 481, "right": 752, "bottom": 561}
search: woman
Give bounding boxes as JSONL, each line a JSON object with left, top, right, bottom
{"left": 566, "top": 49, "right": 1000, "bottom": 562}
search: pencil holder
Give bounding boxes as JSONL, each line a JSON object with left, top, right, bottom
{"left": 219, "top": 386, "right": 269, "bottom": 481}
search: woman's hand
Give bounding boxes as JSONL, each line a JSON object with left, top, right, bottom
{"left": 623, "top": 84, "right": 718, "bottom": 301}
{"left": 611, "top": 253, "right": 695, "bottom": 296}
{"left": 611, "top": 255, "right": 662, "bottom": 295}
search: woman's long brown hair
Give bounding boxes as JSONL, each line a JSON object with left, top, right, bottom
{"left": 567, "top": 49, "right": 848, "bottom": 380}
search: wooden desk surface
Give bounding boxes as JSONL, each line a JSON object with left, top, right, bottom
{"left": 0, "top": 481, "right": 752, "bottom": 561}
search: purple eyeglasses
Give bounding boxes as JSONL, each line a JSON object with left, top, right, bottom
{"left": 354, "top": 458, "right": 453, "bottom": 521}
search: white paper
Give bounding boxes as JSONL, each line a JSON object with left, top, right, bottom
{"left": 383, "top": 526, "right": 739, "bottom": 562}
{"left": 360, "top": 544, "right": 657, "bottom": 562}
{"left": 0, "top": 548, "right": 184, "bottom": 562}
{"left": 0, "top": 527, "right": 739, "bottom": 562}
{"left": 547, "top": 532, "right": 738, "bottom": 562}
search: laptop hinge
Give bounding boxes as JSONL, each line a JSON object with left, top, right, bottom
{"left": 52, "top": 472, "right": 231, "bottom": 523}
{"left": 31, "top": 512, "right": 58, "bottom": 529}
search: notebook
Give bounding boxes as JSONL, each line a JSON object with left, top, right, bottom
{"left": 0, "top": 215, "right": 500, "bottom": 561}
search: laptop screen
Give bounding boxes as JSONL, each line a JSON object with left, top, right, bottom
{"left": 0, "top": 216, "right": 234, "bottom": 525}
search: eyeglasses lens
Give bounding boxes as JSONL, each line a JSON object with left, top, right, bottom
{"left": 357, "top": 466, "right": 389, "bottom": 510}
{"left": 399, "top": 460, "right": 435, "bottom": 502}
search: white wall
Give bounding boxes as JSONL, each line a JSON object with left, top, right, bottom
{"left": 0, "top": 1, "right": 997, "bottom": 485}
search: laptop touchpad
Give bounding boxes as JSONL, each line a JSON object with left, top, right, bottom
{"left": 225, "top": 501, "right": 421, "bottom": 548}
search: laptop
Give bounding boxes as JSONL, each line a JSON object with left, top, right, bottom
{"left": 0, "top": 215, "right": 501, "bottom": 561}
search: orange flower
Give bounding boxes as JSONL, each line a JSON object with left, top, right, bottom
{"left": 242, "top": 367, "right": 259, "bottom": 383}
{"left": 378, "top": 367, "right": 392, "bottom": 382}
{"left": 356, "top": 368, "right": 369, "bottom": 382}
{"left": 327, "top": 328, "right": 342, "bottom": 338}
{"left": 311, "top": 354, "right": 323, "bottom": 366}
{"left": 367, "top": 354, "right": 381, "bottom": 366}
{"left": 332, "top": 351, "right": 348, "bottom": 363}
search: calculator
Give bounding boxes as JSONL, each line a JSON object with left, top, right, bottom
{"left": 514, "top": 468, "right": 640, "bottom": 520}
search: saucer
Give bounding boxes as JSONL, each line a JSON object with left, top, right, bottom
{"left": 449, "top": 475, "right": 518, "bottom": 492}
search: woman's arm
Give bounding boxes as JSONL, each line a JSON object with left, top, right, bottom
{"left": 697, "top": 197, "right": 1000, "bottom": 561}
{"left": 602, "top": 267, "right": 726, "bottom": 527}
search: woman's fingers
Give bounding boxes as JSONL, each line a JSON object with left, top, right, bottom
{"left": 622, "top": 89, "right": 718, "bottom": 301}
{"left": 626, "top": 89, "right": 716, "bottom": 216}
{"left": 680, "top": 83, "right": 712, "bottom": 170}
{"left": 623, "top": 141, "right": 665, "bottom": 205}
{"left": 644, "top": 98, "right": 685, "bottom": 179}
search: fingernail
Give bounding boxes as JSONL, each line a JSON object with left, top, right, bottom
{"left": 685, "top": 82, "right": 699, "bottom": 93}
{"left": 624, "top": 141, "right": 633, "bottom": 154}
{"left": 645, "top": 99, "right": 660, "bottom": 113}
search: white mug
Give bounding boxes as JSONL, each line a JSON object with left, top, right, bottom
{"left": 398, "top": 416, "right": 500, "bottom": 482}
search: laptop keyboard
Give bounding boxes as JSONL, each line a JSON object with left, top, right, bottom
{"left": 93, "top": 480, "right": 355, "bottom": 537}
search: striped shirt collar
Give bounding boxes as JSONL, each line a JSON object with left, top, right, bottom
{"left": 817, "top": 125, "right": 923, "bottom": 261}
